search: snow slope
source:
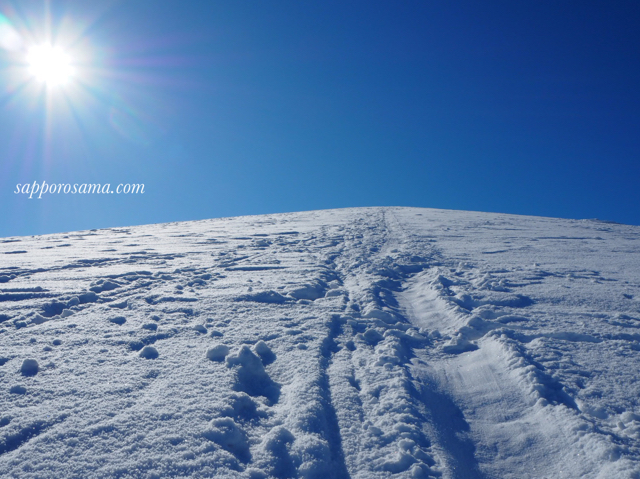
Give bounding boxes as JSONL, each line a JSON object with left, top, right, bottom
{"left": 1, "top": 207, "right": 639, "bottom": 478}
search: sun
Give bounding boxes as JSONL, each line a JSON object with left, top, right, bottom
{"left": 27, "top": 44, "right": 74, "bottom": 86}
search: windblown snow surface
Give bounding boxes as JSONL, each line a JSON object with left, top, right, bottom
{"left": 1, "top": 207, "right": 640, "bottom": 478}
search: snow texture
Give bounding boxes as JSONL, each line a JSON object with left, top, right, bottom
{"left": 1, "top": 207, "right": 640, "bottom": 478}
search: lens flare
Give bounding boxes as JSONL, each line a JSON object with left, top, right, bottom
{"left": 0, "top": 14, "right": 23, "bottom": 51}
{"left": 27, "top": 44, "right": 74, "bottom": 86}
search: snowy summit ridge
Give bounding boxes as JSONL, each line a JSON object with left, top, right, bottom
{"left": 1, "top": 207, "right": 640, "bottom": 478}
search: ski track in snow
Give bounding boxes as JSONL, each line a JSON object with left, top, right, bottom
{"left": 1, "top": 207, "right": 640, "bottom": 478}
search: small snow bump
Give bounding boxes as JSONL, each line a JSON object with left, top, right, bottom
{"left": 363, "top": 308, "right": 397, "bottom": 324}
{"left": 42, "top": 301, "right": 65, "bottom": 318}
{"left": 20, "top": 359, "right": 39, "bottom": 376}
{"left": 325, "top": 289, "right": 345, "bottom": 297}
{"left": 289, "top": 282, "right": 326, "bottom": 301}
{"left": 193, "top": 324, "right": 207, "bottom": 334}
{"left": 139, "top": 346, "right": 159, "bottom": 359}
{"left": 442, "top": 337, "right": 479, "bottom": 354}
{"left": 109, "top": 300, "right": 128, "bottom": 309}
{"left": 363, "top": 328, "right": 384, "bottom": 345}
{"left": 142, "top": 323, "right": 158, "bottom": 331}
{"left": 206, "top": 345, "right": 230, "bottom": 362}
{"left": 31, "top": 314, "right": 49, "bottom": 325}
{"left": 236, "top": 290, "right": 289, "bottom": 304}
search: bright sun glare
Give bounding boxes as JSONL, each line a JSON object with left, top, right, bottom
{"left": 27, "top": 44, "right": 74, "bottom": 86}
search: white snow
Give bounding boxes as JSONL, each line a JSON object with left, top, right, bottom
{"left": 1, "top": 207, "right": 640, "bottom": 478}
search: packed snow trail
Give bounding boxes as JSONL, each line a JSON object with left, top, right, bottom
{"left": 1, "top": 207, "right": 639, "bottom": 478}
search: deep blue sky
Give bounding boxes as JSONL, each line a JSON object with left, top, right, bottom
{"left": 1, "top": 0, "right": 639, "bottom": 237}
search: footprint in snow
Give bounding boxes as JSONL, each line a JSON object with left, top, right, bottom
{"left": 226, "top": 346, "right": 280, "bottom": 404}
{"left": 108, "top": 316, "right": 126, "bottom": 325}
{"left": 89, "top": 280, "right": 120, "bottom": 293}
{"left": 254, "top": 340, "right": 276, "bottom": 365}
{"left": 203, "top": 417, "right": 251, "bottom": 463}
{"left": 10, "top": 385, "right": 27, "bottom": 394}
{"left": 220, "top": 393, "right": 267, "bottom": 422}
{"left": 262, "top": 426, "right": 296, "bottom": 478}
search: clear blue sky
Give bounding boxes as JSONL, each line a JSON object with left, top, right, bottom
{"left": 1, "top": 0, "right": 639, "bottom": 237}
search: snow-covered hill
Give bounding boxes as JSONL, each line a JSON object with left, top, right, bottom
{"left": 1, "top": 207, "right": 640, "bottom": 478}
